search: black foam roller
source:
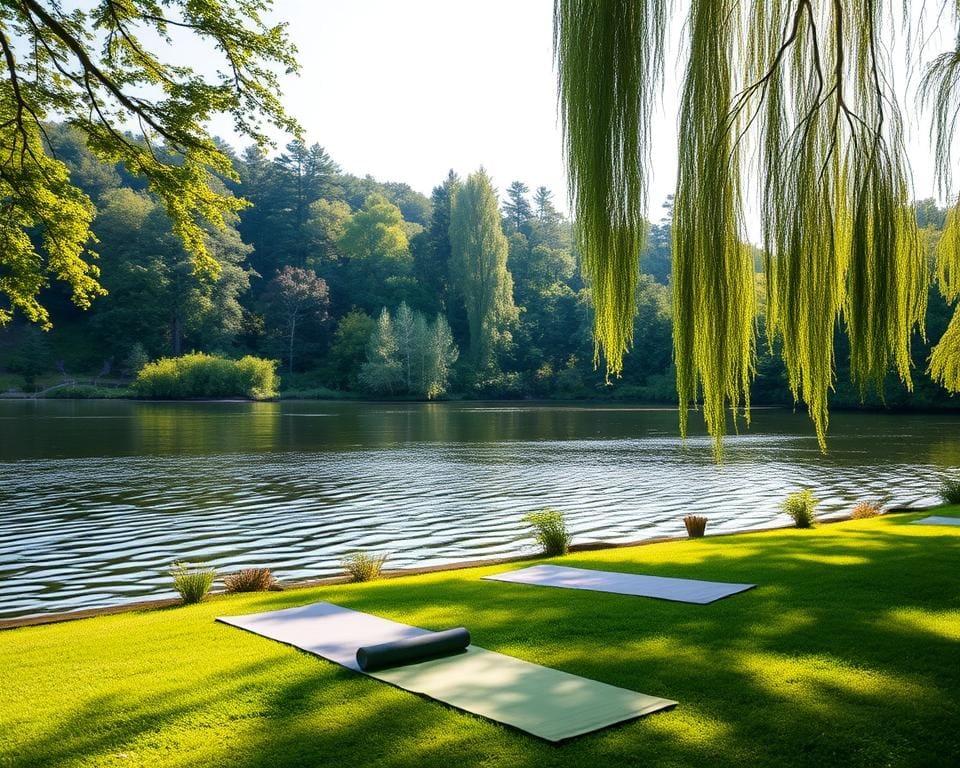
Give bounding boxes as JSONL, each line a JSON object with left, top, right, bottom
{"left": 356, "top": 627, "right": 471, "bottom": 671}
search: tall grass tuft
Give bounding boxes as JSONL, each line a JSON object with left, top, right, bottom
{"left": 781, "top": 490, "right": 818, "bottom": 528}
{"left": 170, "top": 561, "right": 216, "bottom": 604}
{"left": 683, "top": 515, "right": 708, "bottom": 538}
{"left": 341, "top": 551, "right": 389, "bottom": 583}
{"left": 522, "top": 509, "right": 570, "bottom": 556}
{"left": 850, "top": 501, "right": 882, "bottom": 520}
{"left": 940, "top": 476, "right": 960, "bottom": 504}
{"left": 223, "top": 568, "right": 278, "bottom": 593}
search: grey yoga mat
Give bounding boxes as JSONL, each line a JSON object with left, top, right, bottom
{"left": 217, "top": 602, "right": 675, "bottom": 742}
{"left": 914, "top": 516, "right": 960, "bottom": 527}
{"left": 483, "top": 564, "right": 755, "bottom": 604}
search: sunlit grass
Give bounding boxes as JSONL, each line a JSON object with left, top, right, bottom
{"left": 1, "top": 507, "right": 959, "bottom": 768}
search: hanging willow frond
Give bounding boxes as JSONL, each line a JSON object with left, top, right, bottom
{"left": 553, "top": 0, "right": 669, "bottom": 375}
{"left": 674, "top": 0, "right": 756, "bottom": 456}
{"left": 557, "top": 0, "right": 930, "bottom": 452}
{"left": 921, "top": 14, "right": 960, "bottom": 393}
{"left": 747, "top": 0, "right": 927, "bottom": 447}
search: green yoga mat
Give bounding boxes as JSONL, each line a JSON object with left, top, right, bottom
{"left": 218, "top": 602, "right": 676, "bottom": 742}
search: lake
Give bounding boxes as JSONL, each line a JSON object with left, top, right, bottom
{"left": 1, "top": 400, "right": 956, "bottom": 619}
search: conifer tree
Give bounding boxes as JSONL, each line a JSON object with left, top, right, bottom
{"left": 449, "top": 170, "right": 518, "bottom": 368}
{"left": 359, "top": 308, "right": 401, "bottom": 394}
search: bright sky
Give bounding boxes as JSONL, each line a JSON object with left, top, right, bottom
{"left": 212, "top": 1, "right": 945, "bottom": 226}
{"left": 251, "top": 0, "right": 581, "bottom": 210}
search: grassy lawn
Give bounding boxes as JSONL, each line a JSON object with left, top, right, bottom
{"left": 2, "top": 509, "right": 959, "bottom": 768}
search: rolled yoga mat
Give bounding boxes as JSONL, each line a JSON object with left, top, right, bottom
{"left": 357, "top": 627, "right": 470, "bottom": 671}
{"left": 217, "top": 601, "right": 676, "bottom": 741}
{"left": 483, "top": 564, "right": 755, "bottom": 604}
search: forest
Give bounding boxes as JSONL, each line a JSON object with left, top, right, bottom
{"left": 0, "top": 122, "right": 957, "bottom": 410}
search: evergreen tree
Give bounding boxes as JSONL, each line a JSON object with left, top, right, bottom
{"left": 425, "top": 314, "right": 459, "bottom": 398}
{"left": 359, "top": 308, "right": 402, "bottom": 393}
{"left": 394, "top": 301, "right": 417, "bottom": 391}
{"left": 449, "top": 170, "right": 518, "bottom": 369}
{"left": 503, "top": 180, "right": 533, "bottom": 232}
{"left": 413, "top": 171, "right": 460, "bottom": 310}
{"left": 533, "top": 186, "right": 559, "bottom": 224}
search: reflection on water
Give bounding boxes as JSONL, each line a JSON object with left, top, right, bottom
{"left": 0, "top": 400, "right": 956, "bottom": 618}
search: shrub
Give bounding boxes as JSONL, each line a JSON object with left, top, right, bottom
{"left": 940, "top": 476, "right": 960, "bottom": 505}
{"left": 683, "top": 515, "right": 708, "bottom": 538}
{"left": 850, "top": 501, "right": 882, "bottom": 519}
{"left": 341, "top": 551, "right": 389, "bottom": 582}
{"left": 132, "top": 353, "right": 279, "bottom": 400}
{"left": 170, "top": 561, "right": 216, "bottom": 604}
{"left": 781, "top": 490, "right": 818, "bottom": 528}
{"left": 223, "top": 568, "right": 278, "bottom": 593}
{"left": 522, "top": 508, "right": 571, "bottom": 556}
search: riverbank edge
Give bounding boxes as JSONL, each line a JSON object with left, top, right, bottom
{"left": 0, "top": 508, "right": 926, "bottom": 632}
{"left": 4, "top": 393, "right": 960, "bottom": 417}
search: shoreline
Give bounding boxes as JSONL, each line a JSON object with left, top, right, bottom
{"left": 3, "top": 394, "right": 960, "bottom": 416}
{"left": 0, "top": 510, "right": 903, "bottom": 632}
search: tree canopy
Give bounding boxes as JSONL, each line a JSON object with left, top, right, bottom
{"left": 0, "top": 0, "right": 298, "bottom": 327}
{"left": 555, "top": 0, "right": 960, "bottom": 451}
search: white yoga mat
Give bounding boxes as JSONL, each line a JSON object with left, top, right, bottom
{"left": 483, "top": 564, "right": 755, "bottom": 604}
{"left": 217, "top": 602, "right": 675, "bottom": 741}
{"left": 914, "top": 516, "right": 960, "bottom": 527}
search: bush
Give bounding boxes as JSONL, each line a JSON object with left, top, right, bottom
{"left": 683, "top": 515, "right": 708, "bottom": 538}
{"left": 522, "top": 508, "right": 571, "bottom": 556}
{"left": 132, "top": 353, "right": 279, "bottom": 400}
{"left": 341, "top": 551, "right": 389, "bottom": 582}
{"left": 781, "top": 490, "right": 818, "bottom": 528}
{"left": 850, "top": 501, "right": 882, "bottom": 519}
{"left": 940, "top": 476, "right": 960, "bottom": 505}
{"left": 223, "top": 568, "right": 278, "bottom": 593}
{"left": 170, "top": 561, "right": 216, "bottom": 604}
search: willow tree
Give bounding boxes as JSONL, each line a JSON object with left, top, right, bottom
{"left": 449, "top": 169, "right": 517, "bottom": 368}
{"left": 0, "top": 0, "right": 298, "bottom": 328}
{"left": 556, "top": 0, "right": 960, "bottom": 451}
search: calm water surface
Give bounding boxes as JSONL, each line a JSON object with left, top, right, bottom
{"left": 1, "top": 400, "right": 957, "bottom": 619}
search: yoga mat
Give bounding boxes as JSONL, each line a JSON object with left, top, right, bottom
{"left": 484, "top": 564, "right": 755, "bottom": 604}
{"left": 357, "top": 627, "right": 470, "bottom": 671}
{"left": 217, "top": 602, "right": 675, "bottom": 741}
{"left": 914, "top": 516, "right": 960, "bottom": 527}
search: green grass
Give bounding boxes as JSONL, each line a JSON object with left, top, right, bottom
{"left": 2, "top": 509, "right": 960, "bottom": 768}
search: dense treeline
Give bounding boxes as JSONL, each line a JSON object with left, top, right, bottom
{"left": 0, "top": 123, "right": 957, "bottom": 410}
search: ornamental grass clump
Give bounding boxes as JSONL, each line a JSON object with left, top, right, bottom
{"left": 850, "top": 501, "right": 882, "bottom": 520}
{"left": 781, "top": 490, "right": 818, "bottom": 529}
{"left": 223, "top": 567, "right": 277, "bottom": 593}
{"left": 683, "top": 515, "right": 708, "bottom": 538}
{"left": 341, "top": 551, "right": 389, "bottom": 583}
{"left": 522, "top": 509, "right": 570, "bottom": 556}
{"left": 170, "top": 561, "right": 216, "bottom": 605}
{"left": 940, "top": 476, "right": 960, "bottom": 505}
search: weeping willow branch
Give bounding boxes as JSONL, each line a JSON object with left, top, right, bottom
{"left": 557, "top": 0, "right": 931, "bottom": 453}
{"left": 750, "top": 0, "right": 926, "bottom": 448}
{"left": 554, "top": 0, "right": 668, "bottom": 375}
{"left": 921, "top": 7, "right": 960, "bottom": 391}
{"left": 674, "top": 0, "right": 755, "bottom": 457}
